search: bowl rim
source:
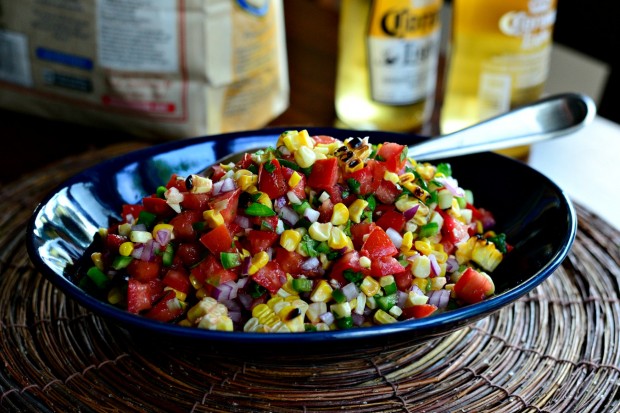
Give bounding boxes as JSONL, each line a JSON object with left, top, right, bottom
{"left": 26, "top": 126, "right": 578, "bottom": 347}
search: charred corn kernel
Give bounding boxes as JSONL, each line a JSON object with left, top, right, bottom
{"left": 383, "top": 171, "right": 400, "bottom": 184}
{"left": 310, "top": 280, "right": 333, "bottom": 303}
{"left": 330, "top": 203, "right": 349, "bottom": 225}
{"left": 90, "top": 252, "right": 104, "bottom": 270}
{"left": 308, "top": 222, "right": 333, "bottom": 242}
{"left": 360, "top": 276, "right": 381, "bottom": 297}
{"left": 374, "top": 309, "right": 398, "bottom": 324}
{"left": 252, "top": 303, "right": 281, "bottom": 327}
{"left": 359, "top": 256, "right": 372, "bottom": 269}
{"left": 330, "top": 302, "right": 352, "bottom": 319}
{"left": 164, "top": 286, "right": 188, "bottom": 302}
{"left": 294, "top": 146, "right": 317, "bottom": 168}
{"left": 288, "top": 171, "right": 302, "bottom": 188}
{"left": 414, "top": 239, "right": 433, "bottom": 256}
{"left": 237, "top": 174, "right": 258, "bottom": 191}
{"left": 203, "top": 210, "right": 225, "bottom": 228}
{"left": 430, "top": 277, "right": 448, "bottom": 291}
{"left": 282, "top": 129, "right": 315, "bottom": 152}
{"left": 328, "top": 226, "right": 349, "bottom": 250}
{"left": 406, "top": 290, "right": 429, "bottom": 306}
{"left": 348, "top": 199, "right": 369, "bottom": 223}
{"left": 107, "top": 287, "right": 122, "bottom": 305}
{"left": 248, "top": 251, "right": 269, "bottom": 275}
{"left": 256, "top": 192, "right": 273, "bottom": 209}
{"left": 280, "top": 229, "right": 302, "bottom": 252}
{"left": 186, "top": 174, "right": 213, "bottom": 194}
{"left": 152, "top": 223, "right": 174, "bottom": 240}
{"left": 118, "top": 223, "right": 132, "bottom": 236}
{"left": 472, "top": 240, "right": 503, "bottom": 272}
{"left": 400, "top": 231, "right": 413, "bottom": 253}
{"left": 278, "top": 304, "right": 306, "bottom": 332}
{"left": 354, "top": 292, "right": 366, "bottom": 315}
{"left": 413, "top": 277, "right": 429, "bottom": 292}
{"left": 455, "top": 237, "right": 477, "bottom": 264}
{"left": 415, "top": 163, "right": 436, "bottom": 181}
{"left": 306, "top": 302, "right": 327, "bottom": 323}
{"left": 411, "top": 255, "right": 431, "bottom": 278}
{"left": 187, "top": 297, "right": 219, "bottom": 324}
{"left": 130, "top": 230, "right": 152, "bottom": 243}
{"left": 389, "top": 306, "right": 403, "bottom": 318}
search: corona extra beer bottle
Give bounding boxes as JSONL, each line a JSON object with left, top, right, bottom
{"left": 440, "top": 0, "right": 557, "bottom": 158}
{"left": 335, "top": 0, "right": 443, "bottom": 132}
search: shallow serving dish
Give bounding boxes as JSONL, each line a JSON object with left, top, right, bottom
{"left": 26, "top": 127, "right": 577, "bottom": 358}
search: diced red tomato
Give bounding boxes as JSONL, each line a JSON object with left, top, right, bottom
{"left": 369, "top": 256, "right": 406, "bottom": 277}
{"left": 105, "top": 234, "right": 127, "bottom": 252}
{"left": 246, "top": 229, "right": 279, "bottom": 255}
{"left": 317, "top": 198, "right": 334, "bottom": 223}
{"left": 402, "top": 304, "right": 438, "bottom": 319}
{"left": 329, "top": 250, "right": 367, "bottom": 285}
{"left": 126, "top": 259, "right": 161, "bottom": 282}
{"left": 249, "top": 215, "right": 279, "bottom": 231}
{"left": 394, "top": 271, "right": 413, "bottom": 291}
{"left": 258, "top": 159, "right": 287, "bottom": 199}
{"left": 361, "top": 226, "right": 398, "bottom": 260}
{"left": 454, "top": 267, "right": 494, "bottom": 304}
{"left": 142, "top": 196, "right": 173, "bottom": 217}
{"left": 281, "top": 166, "right": 306, "bottom": 200}
{"left": 377, "top": 142, "right": 408, "bottom": 173}
{"left": 121, "top": 204, "right": 144, "bottom": 223}
{"left": 165, "top": 174, "right": 187, "bottom": 192}
{"left": 312, "top": 135, "right": 338, "bottom": 145}
{"left": 350, "top": 222, "right": 377, "bottom": 250}
{"left": 175, "top": 242, "right": 204, "bottom": 267}
{"left": 235, "top": 153, "right": 254, "bottom": 170}
{"left": 180, "top": 193, "right": 211, "bottom": 210}
{"left": 437, "top": 209, "right": 469, "bottom": 253}
{"left": 144, "top": 290, "right": 185, "bottom": 322}
{"left": 375, "top": 180, "right": 401, "bottom": 205}
{"left": 162, "top": 268, "right": 191, "bottom": 294}
{"left": 308, "top": 157, "right": 338, "bottom": 190}
{"left": 251, "top": 261, "right": 285, "bottom": 294}
{"left": 169, "top": 210, "right": 203, "bottom": 242}
{"left": 275, "top": 247, "right": 304, "bottom": 276}
{"left": 208, "top": 188, "right": 241, "bottom": 224}
{"left": 127, "top": 278, "right": 164, "bottom": 314}
{"left": 376, "top": 210, "right": 406, "bottom": 233}
{"left": 200, "top": 224, "right": 234, "bottom": 255}
{"left": 344, "top": 163, "right": 375, "bottom": 195}
{"left": 210, "top": 164, "right": 227, "bottom": 181}
{"left": 191, "top": 254, "right": 238, "bottom": 287}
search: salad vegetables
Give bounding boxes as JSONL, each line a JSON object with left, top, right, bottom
{"left": 82, "top": 130, "right": 511, "bottom": 332}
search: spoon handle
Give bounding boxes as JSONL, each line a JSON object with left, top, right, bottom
{"left": 409, "top": 93, "right": 597, "bottom": 160}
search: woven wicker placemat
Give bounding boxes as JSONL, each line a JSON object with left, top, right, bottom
{"left": 1, "top": 143, "right": 619, "bottom": 413}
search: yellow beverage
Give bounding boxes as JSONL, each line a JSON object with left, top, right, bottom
{"left": 440, "top": 0, "right": 557, "bottom": 159}
{"left": 335, "top": 0, "right": 443, "bottom": 133}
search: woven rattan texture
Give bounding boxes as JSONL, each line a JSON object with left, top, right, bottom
{"left": 1, "top": 143, "right": 619, "bottom": 413}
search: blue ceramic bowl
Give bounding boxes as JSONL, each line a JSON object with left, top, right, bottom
{"left": 26, "top": 127, "right": 577, "bottom": 358}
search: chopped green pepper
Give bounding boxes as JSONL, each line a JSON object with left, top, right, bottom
{"left": 419, "top": 222, "right": 439, "bottom": 238}
{"left": 292, "top": 278, "right": 313, "bottom": 292}
{"left": 245, "top": 203, "right": 276, "bottom": 217}
{"left": 112, "top": 255, "right": 133, "bottom": 270}
{"left": 220, "top": 252, "right": 241, "bottom": 269}
{"left": 86, "top": 267, "right": 110, "bottom": 289}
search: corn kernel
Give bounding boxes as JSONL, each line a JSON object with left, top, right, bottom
{"left": 389, "top": 306, "right": 403, "bottom": 318}
{"left": 310, "top": 280, "right": 333, "bottom": 302}
{"left": 295, "top": 145, "right": 317, "bottom": 168}
{"left": 189, "top": 274, "right": 203, "bottom": 289}
{"left": 328, "top": 226, "right": 349, "bottom": 250}
{"left": 248, "top": 251, "right": 269, "bottom": 275}
{"left": 400, "top": 231, "right": 413, "bottom": 253}
{"left": 395, "top": 196, "right": 418, "bottom": 213}
{"left": 359, "top": 256, "right": 372, "bottom": 269}
{"left": 288, "top": 171, "right": 302, "bottom": 188}
{"left": 280, "top": 229, "right": 302, "bottom": 252}
{"left": 331, "top": 203, "right": 349, "bottom": 225}
{"left": 374, "top": 309, "right": 398, "bottom": 324}
{"left": 380, "top": 275, "right": 395, "bottom": 288}
{"left": 187, "top": 175, "right": 213, "bottom": 194}
{"left": 203, "top": 210, "right": 225, "bottom": 228}
{"left": 414, "top": 239, "right": 433, "bottom": 256}
{"left": 360, "top": 276, "right": 381, "bottom": 297}
{"left": 252, "top": 303, "right": 280, "bottom": 327}
{"left": 472, "top": 240, "right": 503, "bottom": 272}
{"left": 107, "top": 287, "right": 122, "bottom": 305}
{"left": 152, "top": 223, "right": 174, "bottom": 241}
{"left": 164, "top": 286, "right": 187, "bottom": 302}
{"left": 455, "top": 237, "right": 477, "bottom": 264}
{"left": 187, "top": 297, "right": 219, "bottom": 324}
{"left": 118, "top": 222, "right": 132, "bottom": 237}
{"left": 430, "top": 277, "right": 448, "bottom": 291}
{"left": 354, "top": 292, "right": 366, "bottom": 315}
{"left": 330, "top": 302, "right": 352, "bottom": 318}
{"left": 411, "top": 255, "right": 431, "bottom": 278}
{"left": 415, "top": 164, "right": 435, "bottom": 181}
{"left": 130, "top": 230, "right": 152, "bottom": 243}
{"left": 256, "top": 192, "right": 273, "bottom": 209}
{"left": 306, "top": 302, "right": 327, "bottom": 323}
{"left": 383, "top": 170, "right": 400, "bottom": 184}
{"left": 117, "top": 241, "right": 133, "bottom": 258}
{"left": 237, "top": 174, "right": 258, "bottom": 191}
{"left": 348, "top": 199, "right": 369, "bottom": 223}
{"left": 406, "top": 290, "right": 429, "bottom": 306}
{"left": 308, "top": 222, "right": 333, "bottom": 242}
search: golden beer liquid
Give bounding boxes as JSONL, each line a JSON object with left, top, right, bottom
{"left": 335, "top": 0, "right": 443, "bottom": 133}
{"left": 440, "top": 0, "right": 557, "bottom": 159}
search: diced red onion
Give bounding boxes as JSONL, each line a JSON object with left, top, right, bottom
{"left": 234, "top": 215, "right": 251, "bottom": 229}
{"left": 236, "top": 277, "right": 249, "bottom": 289}
{"left": 212, "top": 178, "right": 235, "bottom": 196}
{"left": 222, "top": 298, "right": 242, "bottom": 313}
{"left": 155, "top": 228, "right": 172, "bottom": 245}
{"left": 278, "top": 205, "right": 300, "bottom": 226}
{"left": 386, "top": 227, "right": 403, "bottom": 248}
{"left": 237, "top": 292, "right": 254, "bottom": 310}
{"left": 140, "top": 240, "right": 155, "bottom": 261}
{"left": 427, "top": 289, "right": 450, "bottom": 309}
{"left": 410, "top": 285, "right": 425, "bottom": 296}
{"left": 351, "top": 312, "right": 365, "bottom": 326}
{"left": 319, "top": 311, "right": 335, "bottom": 325}
{"left": 274, "top": 196, "right": 287, "bottom": 210}
{"left": 342, "top": 283, "right": 359, "bottom": 301}
{"left": 435, "top": 177, "right": 465, "bottom": 197}
{"left": 429, "top": 254, "right": 441, "bottom": 277}
{"left": 403, "top": 204, "right": 420, "bottom": 220}
{"left": 287, "top": 191, "right": 301, "bottom": 205}
{"left": 479, "top": 209, "right": 496, "bottom": 230}
{"left": 266, "top": 247, "right": 274, "bottom": 261}
{"left": 240, "top": 256, "right": 252, "bottom": 277}
{"left": 212, "top": 281, "right": 238, "bottom": 301}
{"left": 228, "top": 310, "right": 243, "bottom": 323}
{"left": 397, "top": 291, "right": 408, "bottom": 308}
{"left": 132, "top": 223, "right": 147, "bottom": 232}
{"left": 301, "top": 256, "right": 320, "bottom": 271}
{"left": 407, "top": 252, "right": 420, "bottom": 262}
{"left": 131, "top": 244, "right": 144, "bottom": 259}
{"left": 303, "top": 207, "right": 320, "bottom": 223}
{"left": 446, "top": 257, "right": 459, "bottom": 273}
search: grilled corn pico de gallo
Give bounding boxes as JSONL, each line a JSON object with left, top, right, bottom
{"left": 84, "top": 130, "right": 511, "bottom": 332}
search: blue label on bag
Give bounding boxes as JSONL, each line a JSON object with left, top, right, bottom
{"left": 236, "top": 0, "right": 269, "bottom": 16}
{"left": 36, "top": 47, "right": 93, "bottom": 71}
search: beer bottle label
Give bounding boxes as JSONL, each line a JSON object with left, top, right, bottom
{"left": 367, "top": 0, "right": 442, "bottom": 105}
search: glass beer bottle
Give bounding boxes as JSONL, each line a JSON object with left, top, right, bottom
{"left": 335, "top": 0, "right": 443, "bottom": 133}
{"left": 440, "top": 0, "right": 558, "bottom": 159}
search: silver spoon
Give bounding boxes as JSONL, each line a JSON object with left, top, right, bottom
{"left": 410, "top": 92, "right": 596, "bottom": 160}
